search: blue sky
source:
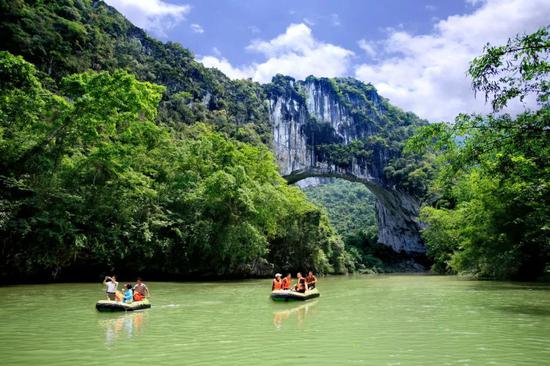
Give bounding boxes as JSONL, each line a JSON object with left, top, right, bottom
{"left": 105, "top": 0, "right": 550, "bottom": 121}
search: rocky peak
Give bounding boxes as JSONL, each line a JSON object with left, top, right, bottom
{"left": 267, "top": 75, "right": 426, "bottom": 254}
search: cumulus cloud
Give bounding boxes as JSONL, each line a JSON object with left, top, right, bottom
{"left": 105, "top": 0, "right": 190, "bottom": 37}
{"left": 198, "top": 23, "right": 354, "bottom": 83}
{"left": 354, "top": 0, "right": 550, "bottom": 121}
{"left": 199, "top": 56, "right": 253, "bottom": 79}
{"left": 190, "top": 23, "right": 204, "bottom": 34}
{"left": 357, "top": 39, "right": 377, "bottom": 58}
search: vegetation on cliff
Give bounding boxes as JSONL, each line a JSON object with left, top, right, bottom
{"left": 267, "top": 74, "right": 432, "bottom": 197}
{"left": 0, "top": 0, "right": 271, "bottom": 144}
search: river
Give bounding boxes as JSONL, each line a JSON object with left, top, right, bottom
{"left": 1, "top": 274, "right": 550, "bottom": 365}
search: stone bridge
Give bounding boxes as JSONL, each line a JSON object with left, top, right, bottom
{"left": 268, "top": 76, "right": 425, "bottom": 253}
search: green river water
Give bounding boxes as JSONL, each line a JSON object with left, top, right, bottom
{"left": 1, "top": 274, "right": 550, "bottom": 365}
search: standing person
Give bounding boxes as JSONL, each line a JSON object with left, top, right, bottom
{"left": 272, "top": 273, "right": 283, "bottom": 291}
{"left": 306, "top": 271, "right": 317, "bottom": 289}
{"left": 281, "top": 273, "right": 292, "bottom": 290}
{"left": 103, "top": 275, "right": 118, "bottom": 300}
{"left": 133, "top": 277, "right": 150, "bottom": 301}
{"left": 294, "top": 272, "right": 307, "bottom": 293}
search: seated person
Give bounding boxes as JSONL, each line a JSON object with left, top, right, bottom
{"left": 272, "top": 273, "right": 283, "bottom": 291}
{"left": 281, "top": 273, "right": 292, "bottom": 290}
{"left": 133, "top": 277, "right": 150, "bottom": 301}
{"left": 306, "top": 271, "right": 317, "bottom": 289}
{"left": 294, "top": 272, "right": 307, "bottom": 293}
{"left": 123, "top": 284, "right": 133, "bottom": 303}
{"left": 114, "top": 290, "right": 123, "bottom": 303}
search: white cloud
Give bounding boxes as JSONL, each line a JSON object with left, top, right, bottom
{"left": 198, "top": 23, "right": 354, "bottom": 83}
{"left": 105, "top": 0, "right": 190, "bottom": 37}
{"left": 211, "top": 47, "right": 221, "bottom": 56}
{"left": 357, "top": 39, "right": 377, "bottom": 58}
{"left": 190, "top": 23, "right": 204, "bottom": 34}
{"left": 354, "top": 0, "right": 550, "bottom": 121}
{"left": 199, "top": 56, "right": 253, "bottom": 79}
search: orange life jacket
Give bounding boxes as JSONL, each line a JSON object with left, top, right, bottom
{"left": 272, "top": 278, "right": 282, "bottom": 290}
{"left": 114, "top": 290, "right": 123, "bottom": 302}
{"left": 281, "top": 277, "right": 291, "bottom": 289}
{"left": 133, "top": 292, "right": 145, "bottom": 301}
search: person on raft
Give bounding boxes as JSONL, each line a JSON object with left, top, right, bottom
{"left": 306, "top": 271, "right": 317, "bottom": 289}
{"left": 281, "top": 273, "right": 292, "bottom": 290}
{"left": 272, "top": 273, "right": 283, "bottom": 290}
{"left": 294, "top": 272, "right": 308, "bottom": 293}
{"left": 133, "top": 277, "right": 150, "bottom": 301}
{"left": 122, "top": 284, "right": 133, "bottom": 303}
{"left": 103, "top": 275, "right": 118, "bottom": 300}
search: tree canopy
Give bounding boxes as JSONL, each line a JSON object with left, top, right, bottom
{"left": 407, "top": 27, "right": 550, "bottom": 280}
{"left": 0, "top": 52, "right": 348, "bottom": 281}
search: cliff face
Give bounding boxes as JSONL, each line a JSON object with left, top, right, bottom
{"left": 268, "top": 76, "right": 426, "bottom": 253}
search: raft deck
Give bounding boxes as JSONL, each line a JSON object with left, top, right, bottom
{"left": 95, "top": 299, "right": 151, "bottom": 312}
{"left": 271, "top": 288, "right": 320, "bottom": 302}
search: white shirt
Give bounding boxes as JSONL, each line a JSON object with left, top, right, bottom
{"left": 106, "top": 281, "right": 117, "bottom": 293}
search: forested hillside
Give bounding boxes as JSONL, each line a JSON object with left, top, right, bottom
{"left": 0, "top": 0, "right": 271, "bottom": 143}
{"left": 0, "top": 0, "right": 355, "bottom": 281}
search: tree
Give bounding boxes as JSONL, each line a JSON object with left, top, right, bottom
{"left": 408, "top": 27, "right": 550, "bottom": 280}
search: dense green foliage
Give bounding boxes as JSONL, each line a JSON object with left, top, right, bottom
{"left": 0, "top": 52, "right": 348, "bottom": 280}
{"left": 0, "top": 0, "right": 271, "bottom": 144}
{"left": 303, "top": 180, "right": 377, "bottom": 241}
{"left": 302, "top": 179, "right": 427, "bottom": 272}
{"left": 408, "top": 27, "right": 550, "bottom": 280}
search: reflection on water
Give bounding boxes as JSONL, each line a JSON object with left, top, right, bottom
{"left": 100, "top": 311, "right": 148, "bottom": 347}
{"left": 272, "top": 300, "right": 317, "bottom": 329}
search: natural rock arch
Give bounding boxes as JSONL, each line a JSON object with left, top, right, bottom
{"left": 267, "top": 76, "right": 425, "bottom": 253}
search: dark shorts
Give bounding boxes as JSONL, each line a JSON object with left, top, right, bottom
{"left": 106, "top": 292, "right": 116, "bottom": 300}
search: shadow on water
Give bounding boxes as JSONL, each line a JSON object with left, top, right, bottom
{"left": 495, "top": 304, "right": 550, "bottom": 317}
{"left": 466, "top": 281, "right": 550, "bottom": 292}
{"left": 98, "top": 311, "right": 149, "bottom": 348}
{"left": 272, "top": 300, "right": 318, "bottom": 329}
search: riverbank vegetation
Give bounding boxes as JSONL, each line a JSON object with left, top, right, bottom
{"left": 408, "top": 27, "right": 550, "bottom": 280}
